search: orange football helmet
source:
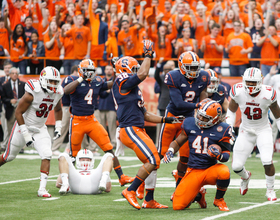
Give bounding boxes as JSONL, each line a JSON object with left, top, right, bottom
{"left": 115, "top": 56, "right": 140, "bottom": 75}
{"left": 178, "top": 51, "right": 201, "bottom": 79}
{"left": 78, "top": 59, "right": 96, "bottom": 82}
{"left": 195, "top": 99, "right": 222, "bottom": 128}
{"left": 206, "top": 69, "right": 219, "bottom": 93}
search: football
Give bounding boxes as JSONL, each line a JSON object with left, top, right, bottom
{"left": 209, "top": 144, "right": 222, "bottom": 153}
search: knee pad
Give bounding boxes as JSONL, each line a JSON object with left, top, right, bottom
{"left": 232, "top": 161, "right": 243, "bottom": 172}
{"left": 218, "top": 165, "right": 230, "bottom": 180}
{"left": 41, "top": 148, "right": 52, "bottom": 160}
{"left": 4, "top": 154, "right": 16, "bottom": 162}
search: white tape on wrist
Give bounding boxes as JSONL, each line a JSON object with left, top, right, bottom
{"left": 77, "top": 77, "right": 84, "bottom": 83}
{"left": 168, "top": 148, "right": 174, "bottom": 154}
{"left": 55, "top": 120, "right": 62, "bottom": 129}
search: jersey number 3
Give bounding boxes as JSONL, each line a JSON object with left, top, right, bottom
{"left": 36, "top": 103, "right": 53, "bottom": 118}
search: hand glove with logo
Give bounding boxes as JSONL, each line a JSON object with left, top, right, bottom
{"left": 161, "top": 117, "right": 182, "bottom": 124}
{"left": 111, "top": 57, "right": 119, "bottom": 69}
{"left": 53, "top": 120, "right": 62, "bottom": 140}
{"left": 163, "top": 148, "right": 174, "bottom": 163}
{"left": 19, "top": 124, "right": 34, "bottom": 148}
{"left": 143, "top": 40, "right": 154, "bottom": 58}
{"left": 207, "top": 146, "right": 221, "bottom": 160}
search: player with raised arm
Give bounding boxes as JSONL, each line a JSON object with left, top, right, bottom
{"left": 112, "top": 40, "right": 182, "bottom": 210}
{"left": 63, "top": 59, "right": 133, "bottom": 187}
{"left": 226, "top": 67, "right": 280, "bottom": 201}
{"left": 56, "top": 149, "right": 114, "bottom": 195}
{"left": 163, "top": 99, "right": 233, "bottom": 211}
{"left": 0, "top": 66, "right": 63, "bottom": 197}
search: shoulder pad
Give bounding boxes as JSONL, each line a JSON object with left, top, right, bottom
{"left": 230, "top": 83, "right": 243, "bottom": 98}
{"left": 94, "top": 76, "right": 103, "bottom": 83}
{"left": 165, "top": 70, "right": 180, "bottom": 87}
{"left": 56, "top": 85, "right": 64, "bottom": 96}
{"left": 25, "top": 79, "right": 41, "bottom": 93}
{"left": 217, "top": 84, "right": 225, "bottom": 96}
{"left": 262, "top": 85, "right": 277, "bottom": 103}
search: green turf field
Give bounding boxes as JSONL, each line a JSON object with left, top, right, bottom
{"left": 0, "top": 149, "right": 279, "bottom": 220}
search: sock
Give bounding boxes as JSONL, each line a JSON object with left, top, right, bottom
{"left": 215, "top": 188, "right": 227, "bottom": 199}
{"left": 176, "top": 175, "right": 183, "bottom": 187}
{"left": 128, "top": 175, "right": 143, "bottom": 192}
{"left": 114, "top": 165, "right": 123, "bottom": 179}
{"left": 234, "top": 167, "right": 249, "bottom": 179}
{"left": 61, "top": 173, "right": 69, "bottom": 186}
{"left": 145, "top": 189, "right": 154, "bottom": 202}
{"left": 194, "top": 193, "right": 202, "bottom": 202}
{"left": 101, "top": 171, "right": 110, "bottom": 183}
{"left": 265, "top": 174, "right": 275, "bottom": 190}
{"left": 39, "top": 172, "right": 48, "bottom": 190}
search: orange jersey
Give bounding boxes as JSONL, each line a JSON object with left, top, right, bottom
{"left": 65, "top": 26, "right": 92, "bottom": 60}
{"left": 7, "top": 0, "right": 29, "bottom": 30}
{"left": 31, "top": 44, "right": 40, "bottom": 64}
{"left": 117, "top": 26, "right": 141, "bottom": 57}
{"left": 226, "top": 32, "right": 253, "bottom": 65}
{"left": 10, "top": 36, "right": 26, "bottom": 62}
{"left": 195, "top": 15, "right": 207, "bottom": 47}
{"left": 171, "top": 14, "right": 192, "bottom": 27}
{"left": 0, "top": 28, "right": 10, "bottom": 52}
{"left": 260, "top": 36, "right": 280, "bottom": 66}
{"left": 177, "top": 38, "right": 196, "bottom": 57}
{"left": 202, "top": 34, "right": 225, "bottom": 67}
{"left": 44, "top": 34, "right": 62, "bottom": 59}
{"left": 223, "top": 20, "right": 234, "bottom": 40}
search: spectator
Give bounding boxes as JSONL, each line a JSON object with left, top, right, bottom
{"left": 225, "top": 20, "right": 253, "bottom": 76}
{"left": 98, "top": 65, "right": 117, "bottom": 149}
{"left": 6, "top": 0, "right": 29, "bottom": 31}
{"left": 27, "top": 32, "right": 45, "bottom": 75}
{"left": 24, "top": 16, "right": 37, "bottom": 41}
{"left": 1, "top": 67, "right": 25, "bottom": 149}
{"left": 257, "top": 25, "right": 280, "bottom": 76}
{"left": 0, "top": 17, "right": 10, "bottom": 54}
{"left": 201, "top": 23, "right": 224, "bottom": 69}
{"left": 61, "top": 14, "right": 91, "bottom": 66}
{"left": 174, "top": 27, "right": 197, "bottom": 57}
{"left": 60, "top": 23, "right": 74, "bottom": 75}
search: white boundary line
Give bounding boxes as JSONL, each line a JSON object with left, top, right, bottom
{"left": 201, "top": 199, "right": 280, "bottom": 220}
{"left": 0, "top": 175, "right": 58, "bottom": 185}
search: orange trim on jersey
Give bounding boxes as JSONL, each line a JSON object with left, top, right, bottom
{"left": 119, "top": 78, "right": 131, "bottom": 96}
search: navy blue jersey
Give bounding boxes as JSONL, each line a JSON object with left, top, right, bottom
{"left": 165, "top": 69, "right": 210, "bottom": 117}
{"left": 67, "top": 76, "right": 108, "bottom": 116}
{"left": 208, "top": 84, "right": 228, "bottom": 113}
{"left": 112, "top": 73, "right": 146, "bottom": 128}
{"left": 61, "top": 77, "right": 70, "bottom": 107}
{"left": 250, "top": 27, "right": 263, "bottom": 56}
{"left": 99, "top": 77, "right": 115, "bottom": 111}
{"left": 182, "top": 117, "right": 232, "bottom": 169}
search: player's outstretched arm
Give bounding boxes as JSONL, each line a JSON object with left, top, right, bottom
{"left": 144, "top": 111, "right": 184, "bottom": 124}
{"left": 137, "top": 40, "right": 154, "bottom": 81}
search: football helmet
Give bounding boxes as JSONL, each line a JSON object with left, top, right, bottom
{"left": 195, "top": 99, "right": 222, "bottom": 128}
{"left": 115, "top": 56, "right": 140, "bottom": 75}
{"left": 206, "top": 69, "right": 219, "bottom": 93}
{"left": 78, "top": 59, "right": 96, "bottom": 82}
{"left": 242, "top": 67, "right": 263, "bottom": 95}
{"left": 76, "top": 149, "right": 94, "bottom": 170}
{"left": 178, "top": 51, "right": 201, "bottom": 79}
{"left": 39, "top": 66, "right": 61, "bottom": 94}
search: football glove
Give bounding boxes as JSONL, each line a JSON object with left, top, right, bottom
{"left": 195, "top": 102, "right": 201, "bottom": 109}
{"left": 19, "top": 124, "right": 34, "bottom": 148}
{"left": 53, "top": 120, "right": 62, "bottom": 140}
{"left": 163, "top": 148, "right": 174, "bottom": 163}
{"left": 207, "top": 146, "right": 221, "bottom": 160}
{"left": 111, "top": 56, "right": 119, "bottom": 69}
{"left": 161, "top": 117, "right": 182, "bottom": 124}
{"left": 143, "top": 40, "right": 154, "bottom": 58}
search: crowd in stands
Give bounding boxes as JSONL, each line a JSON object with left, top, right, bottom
{"left": 0, "top": 0, "right": 280, "bottom": 76}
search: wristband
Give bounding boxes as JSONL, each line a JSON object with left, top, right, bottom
{"left": 55, "top": 120, "right": 62, "bottom": 129}
{"left": 167, "top": 148, "right": 174, "bottom": 154}
{"left": 77, "top": 77, "right": 84, "bottom": 83}
{"left": 161, "top": 117, "right": 165, "bottom": 123}
{"left": 19, "top": 124, "right": 28, "bottom": 135}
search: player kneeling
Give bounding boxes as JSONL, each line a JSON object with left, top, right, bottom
{"left": 56, "top": 149, "right": 113, "bottom": 194}
{"left": 163, "top": 99, "right": 234, "bottom": 211}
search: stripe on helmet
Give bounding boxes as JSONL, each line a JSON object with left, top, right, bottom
{"left": 202, "top": 100, "right": 216, "bottom": 112}
{"left": 250, "top": 68, "right": 255, "bottom": 78}
{"left": 188, "top": 51, "right": 197, "bottom": 62}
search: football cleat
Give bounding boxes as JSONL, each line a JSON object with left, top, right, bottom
{"left": 213, "top": 198, "right": 229, "bottom": 211}
{"left": 197, "top": 187, "right": 207, "bottom": 208}
{"left": 172, "top": 170, "right": 178, "bottom": 182}
{"left": 59, "top": 184, "right": 70, "bottom": 195}
{"left": 170, "top": 192, "right": 174, "bottom": 202}
{"left": 119, "top": 174, "right": 135, "bottom": 186}
{"left": 266, "top": 189, "right": 277, "bottom": 201}
{"left": 136, "top": 182, "right": 145, "bottom": 200}
{"left": 98, "top": 178, "right": 107, "bottom": 192}
{"left": 38, "top": 189, "right": 51, "bottom": 198}
{"left": 122, "top": 188, "right": 141, "bottom": 210}
{"left": 142, "top": 200, "right": 168, "bottom": 209}
{"left": 240, "top": 171, "right": 251, "bottom": 195}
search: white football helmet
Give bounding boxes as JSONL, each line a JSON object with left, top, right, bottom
{"left": 76, "top": 149, "right": 94, "bottom": 170}
{"left": 242, "top": 67, "right": 263, "bottom": 95}
{"left": 39, "top": 66, "right": 61, "bottom": 94}
{"left": 206, "top": 69, "right": 219, "bottom": 93}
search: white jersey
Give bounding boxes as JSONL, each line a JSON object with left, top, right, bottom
{"left": 24, "top": 79, "right": 63, "bottom": 128}
{"left": 263, "top": 74, "right": 280, "bottom": 105}
{"left": 230, "top": 83, "right": 277, "bottom": 130}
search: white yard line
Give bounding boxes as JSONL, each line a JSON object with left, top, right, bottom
{"left": 0, "top": 175, "right": 58, "bottom": 185}
{"left": 201, "top": 199, "right": 280, "bottom": 220}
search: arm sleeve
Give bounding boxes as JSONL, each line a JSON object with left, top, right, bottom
{"left": 119, "top": 74, "right": 142, "bottom": 92}
{"left": 169, "top": 87, "right": 197, "bottom": 110}
{"left": 154, "top": 64, "right": 162, "bottom": 85}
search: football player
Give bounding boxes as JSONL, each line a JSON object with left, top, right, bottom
{"left": 226, "top": 67, "right": 280, "bottom": 201}
{"left": 163, "top": 99, "right": 233, "bottom": 211}
{"left": 56, "top": 149, "right": 113, "bottom": 194}
{"left": 63, "top": 59, "right": 134, "bottom": 187}
{"left": 0, "top": 66, "right": 63, "bottom": 197}
{"left": 112, "top": 40, "right": 182, "bottom": 210}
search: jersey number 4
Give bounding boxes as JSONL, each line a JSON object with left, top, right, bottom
{"left": 193, "top": 136, "right": 209, "bottom": 154}
{"left": 36, "top": 103, "right": 53, "bottom": 118}
{"left": 244, "top": 106, "right": 262, "bottom": 120}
